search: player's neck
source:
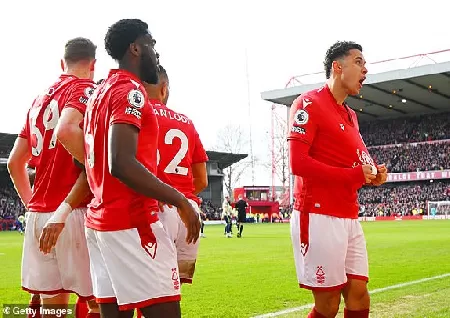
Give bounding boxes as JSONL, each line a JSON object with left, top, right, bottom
{"left": 327, "top": 79, "right": 347, "bottom": 105}
{"left": 65, "top": 68, "right": 90, "bottom": 80}
{"left": 118, "top": 60, "right": 141, "bottom": 81}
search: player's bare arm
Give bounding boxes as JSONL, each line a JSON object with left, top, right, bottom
{"left": 192, "top": 162, "right": 208, "bottom": 194}
{"left": 55, "top": 108, "right": 85, "bottom": 163}
{"left": 7, "top": 137, "right": 32, "bottom": 207}
{"left": 109, "top": 123, "right": 200, "bottom": 244}
{"left": 39, "top": 171, "right": 90, "bottom": 254}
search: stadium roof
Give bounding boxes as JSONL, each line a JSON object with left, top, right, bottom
{"left": 261, "top": 57, "right": 450, "bottom": 122}
{"left": 206, "top": 151, "right": 248, "bottom": 169}
{"left": 0, "top": 133, "right": 247, "bottom": 169}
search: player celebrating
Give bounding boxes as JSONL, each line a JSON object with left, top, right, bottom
{"left": 83, "top": 19, "right": 200, "bottom": 318}
{"left": 288, "top": 41, "right": 388, "bottom": 318}
{"left": 145, "top": 65, "right": 209, "bottom": 284}
{"left": 7, "top": 38, "right": 97, "bottom": 313}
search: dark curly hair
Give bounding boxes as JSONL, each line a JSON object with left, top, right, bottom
{"left": 324, "top": 41, "right": 362, "bottom": 79}
{"left": 64, "top": 37, "right": 96, "bottom": 64}
{"left": 105, "top": 19, "right": 150, "bottom": 61}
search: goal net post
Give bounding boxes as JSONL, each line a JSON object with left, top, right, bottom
{"left": 427, "top": 201, "right": 450, "bottom": 219}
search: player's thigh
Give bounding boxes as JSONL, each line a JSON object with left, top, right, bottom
{"left": 22, "top": 212, "right": 61, "bottom": 293}
{"left": 55, "top": 209, "right": 94, "bottom": 298}
{"left": 292, "top": 212, "right": 348, "bottom": 289}
{"left": 158, "top": 205, "right": 179, "bottom": 243}
{"left": 176, "top": 200, "right": 201, "bottom": 283}
{"left": 345, "top": 220, "right": 369, "bottom": 282}
{"left": 96, "top": 222, "right": 180, "bottom": 310}
{"left": 85, "top": 227, "right": 116, "bottom": 302}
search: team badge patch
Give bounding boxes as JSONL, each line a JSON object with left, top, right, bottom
{"left": 294, "top": 109, "right": 309, "bottom": 125}
{"left": 127, "top": 89, "right": 145, "bottom": 109}
{"left": 84, "top": 87, "right": 94, "bottom": 97}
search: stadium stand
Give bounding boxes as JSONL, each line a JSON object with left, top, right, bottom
{"left": 359, "top": 112, "right": 450, "bottom": 146}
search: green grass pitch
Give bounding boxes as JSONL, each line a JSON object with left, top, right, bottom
{"left": 1, "top": 220, "right": 450, "bottom": 317}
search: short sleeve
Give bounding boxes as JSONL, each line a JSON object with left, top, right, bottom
{"left": 18, "top": 111, "right": 30, "bottom": 139}
{"left": 65, "top": 81, "right": 95, "bottom": 116}
{"left": 287, "top": 95, "right": 318, "bottom": 145}
{"left": 192, "top": 126, "right": 208, "bottom": 164}
{"left": 109, "top": 83, "right": 147, "bottom": 130}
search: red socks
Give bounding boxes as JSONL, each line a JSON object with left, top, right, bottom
{"left": 75, "top": 298, "right": 89, "bottom": 318}
{"left": 307, "top": 307, "right": 327, "bottom": 318}
{"left": 27, "top": 301, "right": 41, "bottom": 318}
{"left": 344, "top": 308, "right": 370, "bottom": 318}
{"left": 308, "top": 307, "right": 369, "bottom": 318}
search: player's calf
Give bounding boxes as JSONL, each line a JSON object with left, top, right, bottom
{"left": 311, "top": 290, "right": 341, "bottom": 318}
{"left": 342, "top": 279, "right": 370, "bottom": 317}
{"left": 40, "top": 293, "right": 70, "bottom": 318}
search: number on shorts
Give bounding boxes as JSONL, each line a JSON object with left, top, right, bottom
{"left": 30, "top": 100, "right": 60, "bottom": 156}
{"left": 160, "top": 129, "right": 189, "bottom": 175}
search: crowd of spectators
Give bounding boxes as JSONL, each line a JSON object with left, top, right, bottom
{"left": 358, "top": 181, "right": 450, "bottom": 217}
{"left": 369, "top": 141, "right": 449, "bottom": 173}
{"left": 199, "top": 199, "right": 222, "bottom": 220}
{"left": 359, "top": 112, "right": 450, "bottom": 147}
{"left": 0, "top": 187, "right": 25, "bottom": 219}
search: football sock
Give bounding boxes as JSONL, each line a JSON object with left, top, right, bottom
{"left": 344, "top": 308, "right": 369, "bottom": 318}
{"left": 307, "top": 307, "right": 327, "bottom": 318}
{"left": 28, "top": 299, "right": 41, "bottom": 318}
{"left": 239, "top": 225, "right": 243, "bottom": 235}
{"left": 75, "top": 298, "right": 88, "bottom": 318}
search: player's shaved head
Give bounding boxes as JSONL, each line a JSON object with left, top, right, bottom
{"left": 158, "top": 65, "right": 169, "bottom": 83}
{"left": 324, "top": 41, "right": 362, "bottom": 79}
{"left": 105, "top": 19, "right": 151, "bottom": 61}
{"left": 64, "top": 37, "right": 97, "bottom": 64}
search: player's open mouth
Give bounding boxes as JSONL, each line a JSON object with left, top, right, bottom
{"left": 359, "top": 77, "right": 366, "bottom": 88}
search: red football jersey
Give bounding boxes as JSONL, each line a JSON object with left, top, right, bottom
{"left": 83, "top": 70, "right": 159, "bottom": 231}
{"left": 288, "top": 85, "right": 375, "bottom": 218}
{"left": 152, "top": 101, "right": 208, "bottom": 204}
{"left": 19, "top": 75, "right": 94, "bottom": 212}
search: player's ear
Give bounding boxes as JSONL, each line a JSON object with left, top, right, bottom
{"left": 90, "top": 59, "right": 96, "bottom": 72}
{"left": 161, "top": 82, "right": 168, "bottom": 100}
{"left": 60, "top": 59, "right": 65, "bottom": 72}
{"left": 332, "top": 60, "right": 343, "bottom": 75}
{"left": 129, "top": 42, "right": 140, "bottom": 57}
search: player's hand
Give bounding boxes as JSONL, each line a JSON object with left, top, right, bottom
{"left": 39, "top": 223, "right": 65, "bottom": 254}
{"left": 362, "top": 164, "right": 377, "bottom": 184}
{"left": 39, "top": 202, "right": 72, "bottom": 254}
{"left": 158, "top": 201, "right": 173, "bottom": 212}
{"left": 177, "top": 199, "right": 201, "bottom": 244}
{"left": 372, "top": 164, "right": 388, "bottom": 186}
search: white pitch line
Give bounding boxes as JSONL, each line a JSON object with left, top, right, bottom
{"left": 252, "top": 273, "right": 450, "bottom": 318}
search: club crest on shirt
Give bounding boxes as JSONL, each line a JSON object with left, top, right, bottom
{"left": 127, "top": 89, "right": 145, "bottom": 109}
{"left": 294, "top": 109, "right": 309, "bottom": 125}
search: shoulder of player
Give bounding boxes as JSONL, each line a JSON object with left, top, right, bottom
{"left": 291, "top": 88, "right": 324, "bottom": 111}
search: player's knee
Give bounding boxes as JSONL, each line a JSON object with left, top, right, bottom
{"left": 313, "top": 292, "right": 341, "bottom": 317}
{"left": 41, "top": 292, "right": 70, "bottom": 305}
{"left": 87, "top": 299, "right": 100, "bottom": 313}
{"left": 343, "top": 280, "right": 370, "bottom": 309}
